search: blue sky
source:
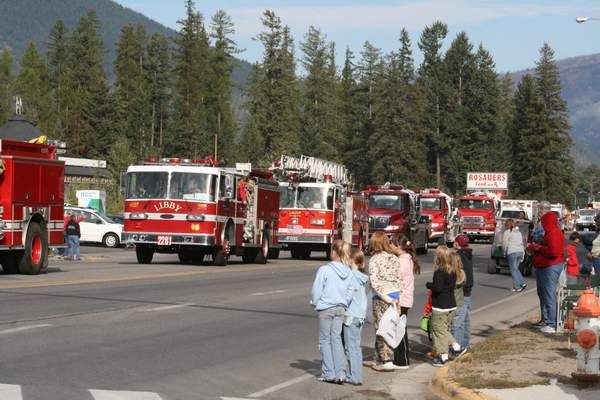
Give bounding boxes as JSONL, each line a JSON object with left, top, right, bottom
{"left": 115, "top": 0, "right": 600, "bottom": 73}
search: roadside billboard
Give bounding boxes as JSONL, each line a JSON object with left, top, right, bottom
{"left": 466, "top": 172, "right": 508, "bottom": 191}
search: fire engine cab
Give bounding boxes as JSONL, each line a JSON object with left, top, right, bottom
{"left": 0, "top": 139, "right": 65, "bottom": 274}
{"left": 457, "top": 191, "right": 500, "bottom": 243}
{"left": 418, "top": 188, "right": 453, "bottom": 245}
{"left": 274, "top": 155, "right": 368, "bottom": 259}
{"left": 122, "top": 157, "right": 280, "bottom": 266}
{"left": 362, "top": 184, "right": 430, "bottom": 254}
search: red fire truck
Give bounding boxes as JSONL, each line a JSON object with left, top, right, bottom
{"left": 362, "top": 184, "right": 430, "bottom": 254}
{"left": 418, "top": 188, "right": 453, "bottom": 245}
{"left": 0, "top": 139, "right": 65, "bottom": 274}
{"left": 122, "top": 158, "right": 280, "bottom": 266}
{"left": 457, "top": 191, "right": 500, "bottom": 243}
{"left": 274, "top": 155, "right": 368, "bottom": 259}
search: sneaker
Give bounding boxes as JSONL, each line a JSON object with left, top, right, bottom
{"left": 432, "top": 357, "right": 447, "bottom": 367}
{"left": 342, "top": 379, "right": 363, "bottom": 386}
{"left": 373, "top": 362, "right": 398, "bottom": 372}
{"left": 515, "top": 286, "right": 525, "bottom": 292}
{"left": 393, "top": 364, "right": 410, "bottom": 370}
{"left": 532, "top": 320, "right": 545, "bottom": 328}
{"left": 450, "top": 346, "right": 468, "bottom": 358}
{"left": 540, "top": 326, "right": 556, "bottom": 334}
{"left": 511, "top": 288, "right": 519, "bottom": 292}
{"left": 317, "top": 376, "right": 343, "bottom": 385}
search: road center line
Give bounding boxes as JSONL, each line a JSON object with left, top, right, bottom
{"left": 250, "top": 290, "right": 287, "bottom": 296}
{"left": 0, "top": 324, "right": 52, "bottom": 335}
{"left": 248, "top": 371, "right": 318, "bottom": 398}
{"left": 472, "top": 288, "right": 536, "bottom": 315}
{"left": 0, "top": 384, "right": 22, "bottom": 400}
{"left": 142, "top": 303, "right": 195, "bottom": 312}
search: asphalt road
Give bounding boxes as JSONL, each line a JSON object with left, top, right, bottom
{"left": 0, "top": 244, "right": 540, "bottom": 400}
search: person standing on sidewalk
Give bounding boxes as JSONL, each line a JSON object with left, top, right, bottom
{"left": 588, "top": 215, "right": 600, "bottom": 276}
{"left": 528, "top": 204, "right": 565, "bottom": 334}
{"left": 390, "top": 236, "right": 420, "bottom": 369}
{"left": 427, "top": 246, "right": 466, "bottom": 367}
{"left": 368, "top": 232, "right": 404, "bottom": 372}
{"left": 311, "top": 240, "right": 355, "bottom": 385}
{"left": 343, "top": 248, "right": 369, "bottom": 386}
{"left": 503, "top": 219, "right": 527, "bottom": 292}
{"left": 65, "top": 214, "right": 81, "bottom": 261}
{"left": 452, "top": 234, "right": 473, "bottom": 349}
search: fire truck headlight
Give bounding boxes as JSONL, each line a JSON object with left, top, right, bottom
{"left": 384, "top": 225, "right": 401, "bottom": 231}
{"left": 187, "top": 214, "right": 205, "bottom": 221}
{"left": 130, "top": 212, "right": 148, "bottom": 220}
{"left": 576, "top": 329, "right": 597, "bottom": 349}
{"left": 432, "top": 222, "right": 443, "bottom": 229}
{"left": 485, "top": 223, "right": 495, "bottom": 229}
{"left": 310, "top": 218, "right": 325, "bottom": 226}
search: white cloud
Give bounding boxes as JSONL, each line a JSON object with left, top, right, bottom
{"left": 226, "top": 0, "right": 575, "bottom": 37}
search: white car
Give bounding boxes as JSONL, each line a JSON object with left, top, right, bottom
{"left": 64, "top": 206, "right": 123, "bottom": 248}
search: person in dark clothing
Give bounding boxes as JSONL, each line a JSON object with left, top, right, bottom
{"left": 65, "top": 214, "right": 81, "bottom": 261}
{"left": 426, "top": 245, "right": 466, "bottom": 367}
{"left": 451, "top": 234, "right": 474, "bottom": 349}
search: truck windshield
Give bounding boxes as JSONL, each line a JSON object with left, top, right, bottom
{"left": 297, "top": 187, "right": 333, "bottom": 210}
{"left": 420, "top": 198, "right": 441, "bottom": 211}
{"left": 279, "top": 186, "right": 295, "bottom": 208}
{"left": 369, "top": 194, "right": 405, "bottom": 211}
{"left": 169, "top": 173, "right": 216, "bottom": 201}
{"left": 459, "top": 199, "right": 492, "bottom": 210}
{"left": 501, "top": 210, "right": 527, "bottom": 220}
{"left": 126, "top": 172, "right": 168, "bottom": 199}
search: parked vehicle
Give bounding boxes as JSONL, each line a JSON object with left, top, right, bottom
{"left": 122, "top": 158, "right": 280, "bottom": 266}
{"left": 550, "top": 203, "right": 567, "bottom": 231}
{"left": 0, "top": 139, "right": 65, "bottom": 274}
{"left": 457, "top": 192, "right": 500, "bottom": 243}
{"left": 64, "top": 206, "right": 123, "bottom": 248}
{"left": 418, "top": 188, "right": 453, "bottom": 245}
{"left": 574, "top": 208, "right": 599, "bottom": 232}
{"left": 362, "top": 183, "right": 430, "bottom": 254}
{"left": 498, "top": 199, "right": 538, "bottom": 221}
{"left": 274, "top": 155, "right": 368, "bottom": 259}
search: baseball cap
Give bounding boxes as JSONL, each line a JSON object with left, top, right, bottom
{"left": 455, "top": 234, "right": 470, "bottom": 248}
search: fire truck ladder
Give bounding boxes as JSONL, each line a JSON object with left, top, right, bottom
{"left": 278, "top": 155, "right": 349, "bottom": 185}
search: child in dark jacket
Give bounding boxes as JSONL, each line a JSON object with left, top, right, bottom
{"left": 452, "top": 234, "right": 474, "bottom": 349}
{"left": 426, "top": 246, "right": 466, "bottom": 367}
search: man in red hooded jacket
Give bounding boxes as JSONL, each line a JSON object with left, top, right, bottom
{"left": 527, "top": 202, "right": 564, "bottom": 333}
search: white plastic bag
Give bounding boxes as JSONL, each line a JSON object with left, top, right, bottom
{"left": 376, "top": 304, "right": 407, "bottom": 348}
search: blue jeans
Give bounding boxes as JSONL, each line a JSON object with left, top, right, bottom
{"left": 318, "top": 306, "right": 346, "bottom": 380}
{"left": 451, "top": 296, "right": 471, "bottom": 349}
{"left": 535, "top": 264, "right": 563, "bottom": 328}
{"left": 66, "top": 235, "right": 80, "bottom": 260}
{"left": 343, "top": 318, "right": 363, "bottom": 384}
{"left": 508, "top": 252, "right": 525, "bottom": 289}
{"left": 593, "top": 257, "right": 600, "bottom": 276}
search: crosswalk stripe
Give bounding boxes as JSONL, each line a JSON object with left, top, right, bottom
{"left": 0, "top": 384, "right": 22, "bottom": 400}
{"left": 89, "top": 389, "right": 163, "bottom": 400}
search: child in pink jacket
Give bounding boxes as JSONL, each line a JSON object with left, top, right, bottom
{"left": 391, "top": 236, "right": 421, "bottom": 368}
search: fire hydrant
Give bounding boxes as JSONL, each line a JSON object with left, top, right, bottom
{"left": 572, "top": 288, "right": 600, "bottom": 381}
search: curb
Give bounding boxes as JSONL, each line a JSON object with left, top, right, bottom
{"left": 430, "top": 363, "right": 491, "bottom": 400}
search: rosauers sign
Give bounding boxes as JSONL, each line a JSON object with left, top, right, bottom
{"left": 467, "top": 172, "right": 508, "bottom": 190}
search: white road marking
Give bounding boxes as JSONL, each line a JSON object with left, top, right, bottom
{"left": 0, "top": 324, "right": 52, "bottom": 335}
{"left": 472, "top": 288, "right": 536, "bottom": 315}
{"left": 250, "top": 289, "right": 287, "bottom": 296}
{"left": 248, "top": 372, "right": 316, "bottom": 398}
{"left": 141, "top": 303, "right": 195, "bottom": 312}
{"left": 0, "top": 384, "right": 22, "bottom": 400}
{"left": 89, "top": 389, "right": 163, "bottom": 400}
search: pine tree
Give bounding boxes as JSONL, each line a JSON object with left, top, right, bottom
{"left": 369, "top": 29, "right": 427, "bottom": 187}
{"left": 170, "top": 0, "right": 211, "bottom": 158}
{"left": 14, "top": 42, "right": 53, "bottom": 131}
{"left": 47, "top": 20, "right": 70, "bottom": 138}
{"left": 339, "top": 47, "right": 362, "bottom": 184}
{"left": 512, "top": 75, "right": 550, "bottom": 198}
{"left": 0, "top": 48, "right": 13, "bottom": 124}
{"left": 497, "top": 72, "right": 516, "bottom": 170}
{"left": 114, "top": 24, "right": 149, "bottom": 158}
{"left": 534, "top": 43, "right": 573, "bottom": 203}
{"left": 240, "top": 10, "right": 300, "bottom": 164}
{"left": 299, "top": 26, "right": 341, "bottom": 160}
{"left": 65, "top": 11, "right": 113, "bottom": 157}
{"left": 208, "top": 9, "right": 238, "bottom": 164}
{"left": 146, "top": 33, "right": 171, "bottom": 154}
{"left": 418, "top": 21, "right": 448, "bottom": 189}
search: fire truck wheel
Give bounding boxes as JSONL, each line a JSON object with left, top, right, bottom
{"left": 0, "top": 251, "right": 22, "bottom": 274}
{"left": 103, "top": 233, "right": 120, "bottom": 248}
{"left": 300, "top": 248, "right": 311, "bottom": 260}
{"left": 136, "top": 245, "right": 154, "bottom": 264}
{"left": 254, "top": 235, "right": 269, "bottom": 264}
{"left": 290, "top": 247, "right": 300, "bottom": 259}
{"left": 19, "top": 222, "right": 48, "bottom": 275}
